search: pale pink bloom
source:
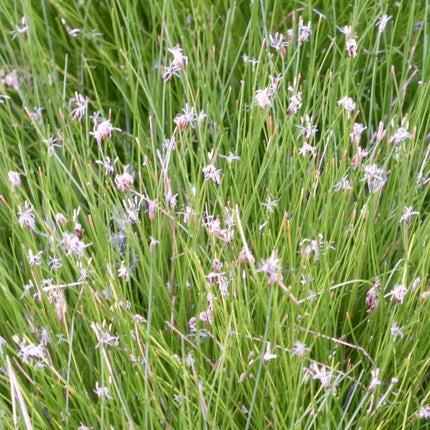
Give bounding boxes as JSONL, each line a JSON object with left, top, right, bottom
{"left": 376, "top": 14, "right": 392, "bottom": 33}
{"left": 287, "top": 86, "right": 302, "bottom": 115}
{"left": 350, "top": 123, "right": 366, "bottom": 146}
{"left": 18, "top": 201, "right": 36, "bottom": 231}
{"left": 202, "top": 164, "right": 222, "bottom": 184}
{"left": 96, "top": 157, "right": 119, "bottom": 175}
{"left": 69, "top": 92, "right": 88, "bottom": 121}
{"left": 346, "top": 38, "right": 358, "bottom": 58}
{"left": 269, "top": 32, "right": 288, "bottom": 51}
{"left": 8, "top": 171, "right": 22, "bottom": 190}
{"left": 61, "top": 232, "right": 90, "bottom": 258}
{"left": 412, "top": 277, "right": 421, "bottom": 293}
{"left": 91, "top": 321, "right": 119, "bottom": 348}
{"left": 390, "top": 321, "right": 404, "bottom": 341}
{"left": 296, "top": 115, "right": 318, "bottom": 139}
{"left": 333, "top": 175, "right": 352, "bottom": 192}
{"left": 257, "top": 250, "right": 281, "bottom": 284}
{"left": 387, "top": 284, "right": 407, "bottom": 304}
{"left": 168, "top": 46, "right": 188, "bottom": 68}
{"left": 49, "top": 256, "right": 62, "bottom": 271}
{"left": 337, "top": 96, "right": 356, "bottom": 119}
{"left": 261, "top": 196, "right": 278, "bottom": 213}
{"left": 1, "top": 69, "right": 19, "bottom": 90}
{"left": 263, "top": 342, "right": 277, "bottom": 363}
{"left": 376, "top": 121, "right": 386, "bottom": 142}
{"left": 298, "top": 17, "right": 312, "bottom": 44}
{"left": 366, "top": 286, "right": 379, "bottom": 311}
{"left": 13, "top": 336, "right": 45, "bottom": 364}
{"left": 90, "top": 119, "right": 119, "bottom": 145}
{"left": 199, "top": 309, "right": 212, "bottom": 326}
{"left": 308, "top": 361, "right": 332, "bottom": 390}
{"left": 27, "top": 249, "right": 43, "bottom": 266}
{"left": 115, "top": 165, "right": 134, "bottom": 191}
{"left": 11, "top": 16, "right": 28, "bottom": 40}
{"left": 391, "top": 127, "right": 412, "bottom": 145}
{"left": 351, "top": 146, "right": 369, "bottom": 168}
{"left": 269, "top": 74, "right": 283, "bottom": 93}
{"left": 362, "top": 163, "right": 388, "bottom": 193}
{"left": 149, "top": 236, "right": 159, "bottom": 252}
{"left": 188, "top": 317, "right": 197, "bottom": 333}
{"left": 118, "top": 262, "right": 129, "bottom": 281}
{"left": 55, "top": 212, "right": 68, "bottom": 227}
{"left": 94, "top": 382, "right": 113, "bottom": 400}
{"left": 299, "top": 142, "right": 316, "bottom": 157}
{"left": 162, "top": 64, "right": 181, "bottom": 82}
{"left": 255, "top": 87, "right": 271, "bottom": 109}
{"left": 219, "top": 152, "right": 240, "bottom": 167}
{"left": 417, "top": 405, "right": 430, "bottom": 420}
{"left": 400, "top": 206, "right": 419, "bottom": 224}
{"left": 340, "top": 25, "right": 353, "bottom": 39}
{"left": 368, "top": 367, "right": 382, "bottom": 392}
{"left": 239, "top": 246, "right": 255, "bottom": 265}
{"left": 290, "top": 341, "right": 310, "bottom": 359}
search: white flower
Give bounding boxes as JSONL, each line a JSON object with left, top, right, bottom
{"left": 8, "top": 171, "right": 22, "bottom": 190}
{"left": 417, "top": 405, "right": 430, "bottom": 420}
{"left": 376, "top": 121, "right": 386, "bottom": 142}
{"left": 400, "top": 206, "right": 419, "bottom": 224}
{"left": 255, "top": 87, "right": 272, "bottom": 109}
{"left": 269, "top": 32, "right": 288, "bottom": 51}
{"left": 202, "top": 164, "right": 222, "bottom": 184}
{"left": 118, "top": 262, "right": 129, "bottom": 281}
{"left": 219, "top": 152, "right": 240, "bottom": 167}
{"left": 298, "top": 17, "right": 312, "bottom": 44}
{"left": 257, "top": 250, "right": 282, "bottom": 284}
{"left": 61, "top": 232, "right": 90, "bottom": 258}
{"left": 387, "top": 284, "right": 408, "bottom": 305}
{"left": 290, "top": 341, "right": 310, "bottom": 359}
{"left": 96, "top": 156, "right": 118, "bottom": 176}
{"left": 115, "top": 165, "right": 134, "bottom": 191}
{"left": 94, "top": 382, "right": 113, "bottom": 400}
{"left": 350, "top": 123, "right": 366, "bottom": 146}
{"left": 27, "top": 249, "right": 43, "bottom": 266}
{"left": 391, "top": 127, "right": 412, "bottom": 145}
{"left": 346, "top": 38, "right": 358, "bottom": 58}
{"left": 368, "top": 367, "right": 382, "bottom": 392}
{"left": 90, "top": 118, "right": 119, "bottom": 145}
{"left": 296, "top": 115, "right": 318, "bottom": 139}
{"left": 11, "top": 16, "right": 28, "bottom": 40}
{"left": 287, "top": 86, "right": 302, "bottom": 115}
{"left": 376, "top": 14, "right": 392, "bottom": 34}
{"left": 337, "top": 96, "right": 356, "bottom": 119}
{"left": 18, "top": 201, "right": 36, "bottom": 231}
{"left": 340, "top": 25, "right": 353, "bottom": 39}
{"left": 390, "top": 321, "right": 404, "bottom": 341}
{"left": 263, "top": 342, "right": 277, "bottom": 363}
{"left": 69, "top": 92, "right": 88, "bottom": 121}
{"left": 168, "top": 46, "right": 188, "bottom": 68}
{"left": 333, "top": 175, "right": 352, "bottom": 192}
{"left": 91, "top": 321, "right": 119, "bottom": 348}
{"left": 13, "top": 336, "right": 45, "bottom": 364}
{"left": 261, "top": 196, "right": 278, "bottom": 213}
{"left": 361, "top": 163, "right": 388, "bottom": 193}
{"left": 365, "top": 286, "right": 379, "bottom": 311}
{"left": 299, "top": 142, "right": 316, "bottom": 157}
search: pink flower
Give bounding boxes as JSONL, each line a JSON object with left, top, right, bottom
{"left": 115, "top": 165, "right": 134, "bottom": 191}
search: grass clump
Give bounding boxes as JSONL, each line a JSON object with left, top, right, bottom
{"left": 0, "top": 0, "right": 429, "bottom": 428}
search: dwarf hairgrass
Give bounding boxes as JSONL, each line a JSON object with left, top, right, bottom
{"left": 0, "top": 0, "right": 429, "bottom": 428}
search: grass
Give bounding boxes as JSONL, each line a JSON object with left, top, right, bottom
{"left": 0, "top": 0, "right": 429, "bottom": 428}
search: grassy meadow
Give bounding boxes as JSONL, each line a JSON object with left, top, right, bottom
{"left": 0, "top": 0, "right": 429, "bottom": 428}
